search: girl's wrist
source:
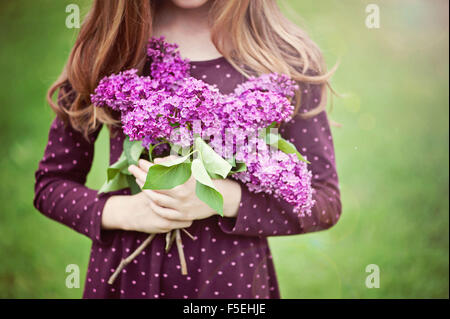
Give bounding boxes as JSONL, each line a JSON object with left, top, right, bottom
{"left": 102, "top": 195, "right": 129, "bottom": 230}
{"left": 215, "top": 179, "right": 242, "bottom": 218}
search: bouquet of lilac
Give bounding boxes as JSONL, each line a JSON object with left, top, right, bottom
{"left": 91, "top": 37, "right": 315, "bottom": 283}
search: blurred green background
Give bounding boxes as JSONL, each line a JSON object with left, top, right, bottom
{"left": 0, "top": 0, "right": 448, "bottom": 298}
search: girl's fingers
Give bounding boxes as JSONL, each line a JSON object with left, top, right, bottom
{"left": 144, "top": 187, "right": 176, "bottom": 208}
{"left": 137, "top": 155, "right": 185, "bottom": 198}
{"left": 152, "top": 187, "right": 176, "bottom": 197}
{"left": 136, "top": 156, "right": 179, "bottom": 173}
{"left": 134, "top": 175, "right": 178, "bottom": 208}
{"left": 135, "top": 177, "right": 145, "bottom": 189}
{"left": 128, "top": 164, "right": 147, "bottom": 181}
{"left": 153, "top": 155, "right": 179, "bottom": 164}
{"left": 162, "top": 218, "right": 193, "bottom": 231}
{"left": 149, "top": 200, "right": 190, "bottom": 222}
{"left": 132, "top": 161, "right": 181, "bottom": 198}
{"left": 138, "top": 159, "right": 152, "bottom": 172}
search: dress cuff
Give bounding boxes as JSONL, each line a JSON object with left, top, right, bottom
{"left": 217, "top": 184, "right": 267, "bottom": 237}
{"left": 90, "top": 188, "right": 131, "bottom": 246}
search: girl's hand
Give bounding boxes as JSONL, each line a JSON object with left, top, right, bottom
{"left": 129, "top": 156, "right": 242, "bottom": 220}
{"left": 101, "top": 191, "right": 193, "bottom": 234}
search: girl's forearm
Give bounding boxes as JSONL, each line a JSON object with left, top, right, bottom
{"left": 102, "top": 179, "right": 242, "bottom": 231}
{"left": 102, "top": 195, "right": 130, "bottom": 230}
{"left": 215, "top": 179, "right": 242, "bottom": 218}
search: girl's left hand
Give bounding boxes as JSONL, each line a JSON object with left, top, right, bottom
{"left": 129, "top": 156, "right": 242, "bottom": 221}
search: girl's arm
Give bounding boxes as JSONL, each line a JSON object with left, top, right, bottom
{"left": 33, "top": 113, "right": 126, "bottom": 245}
{"left": 33, "top": 85, "right": 192, "bottom": 244}
{"left": 33, "top": 84, "right": 128, "bottom": 245}
{"left": 217, "top": 82, "right": 342, "bottom": 237}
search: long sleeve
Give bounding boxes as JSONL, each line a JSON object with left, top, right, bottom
{"left": 33, "top": 87, "right": 121, "bottom": 245}
{"left": 218, "top": 82, "right": 342, "bottom": 237}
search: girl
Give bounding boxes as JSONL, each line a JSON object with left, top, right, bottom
{"left": 34, "top": 0, "right": 341, "bottom": 299}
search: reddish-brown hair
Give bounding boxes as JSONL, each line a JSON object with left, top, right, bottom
{"left": 48, "top": 0, "right": 336, "bottom": 139}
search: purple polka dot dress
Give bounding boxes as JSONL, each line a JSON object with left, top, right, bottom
{"left": 33, "top": 56, "right": 341, "bottom": 299}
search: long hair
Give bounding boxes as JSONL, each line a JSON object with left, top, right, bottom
{"left": 47, "top": 0, "right": 337, "bottom": 139}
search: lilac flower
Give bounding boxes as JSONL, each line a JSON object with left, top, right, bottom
{"left": 233, "top": 141, "right": 315, "bottom": 215}
{"left": 91, "top": 36, "right": 315, "bottom": 215}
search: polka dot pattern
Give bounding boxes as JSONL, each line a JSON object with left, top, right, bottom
{"left": 33, "top": 57, "right": 340, "bottom": 299}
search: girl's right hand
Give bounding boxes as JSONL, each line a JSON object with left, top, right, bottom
{"left": 101, "top": 192, "right": 193, "bottom": 234}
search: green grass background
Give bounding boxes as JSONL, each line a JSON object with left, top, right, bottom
{"left": 0, "top": 0, "right": 448, "bottom": 298}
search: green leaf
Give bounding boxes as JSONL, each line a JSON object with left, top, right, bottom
{"left": 98, "top": 172, "right": 129, "bottom": 194}
{"left": 191, "top": 158, "right": 215, "bottom": 188}
{"left": 226, "top": 155, "right": 236, "bottom": 167}
{"left": 191, "top": 158, "right": 224, "bottom": 216}
{"left": 277, "top": 136, "right": 310, "bottom": 164}
{"left": 157, "top": 153, "right": 193, "bottom": 167}
{"left": 169, "top": 142, "right": 189, "bottom": 158}
{"left": 268, "top": 121, "right": 278, "bottom": 129}
{"left": 106, "top": 152, "right": 128, "bottom": 181}
{"left": 120, "top": 166, "right": 132, "bottom": 176}
{"left": 126, "top": 175, "right": 141, "bottom": 195}
{"left": 123, "top": 137, "right": 144, "bottom": 166}
{"left": 264, "top": 133, "right": 310, "bottom": 164}
{"left": 143, "top": 162, "right": 192, "bottom": 190}
{"left": 100, "top": 138, "right": 144, "bottom": 195}
{"left": 194, "top": 137, "right": 232, "bottom": 179}
{"left": 258, "top": 123, "right": 277, "bottom": 140}
{"left": 208, "top": 172, "right": 223, "bottom": 179}
{"left": 229, "top": 162, "right": 247, "bottom": 174}
{"left": 196, "top": 182, "right": 224, "bottom": 216}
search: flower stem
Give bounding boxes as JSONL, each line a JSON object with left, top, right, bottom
{"left": 107, "top": 233, "right": 156, "bottom": 285}
{"left": 165, "top": 230, "right": 175, "bottom": 252}
{"left": 181, "top": 228, "right": 196, "bottom": 240}
{"left": 175, "top": 229, "right": 188, "bottom": 275}
{"left": 108, "top": 228, "right": 196, "bottom": 284}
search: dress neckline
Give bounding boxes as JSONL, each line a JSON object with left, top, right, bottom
{"left": 189, "top": 56, "right": 226, "bottom": 66}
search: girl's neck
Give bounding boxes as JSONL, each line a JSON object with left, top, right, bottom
{"left": 152, "top": 1, "right": 222, "bottom": 62}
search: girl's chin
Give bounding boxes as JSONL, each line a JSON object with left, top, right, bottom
{"left": 170, "top": 0, "right": 210, "bottom": 9}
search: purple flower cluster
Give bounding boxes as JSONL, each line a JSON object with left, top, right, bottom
{"left": 91, "top": 37, "right": 315, "bottom": 215}
{"left": 233, "top": 143, "right": 315, "bottom": 216}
